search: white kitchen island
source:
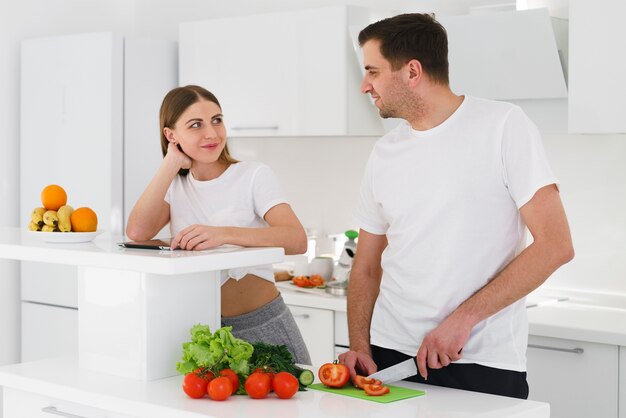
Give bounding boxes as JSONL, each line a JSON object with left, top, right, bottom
{"left": 0, "top": 227, "right": 550, "bottom": 417}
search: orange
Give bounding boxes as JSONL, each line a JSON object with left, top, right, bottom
{"left": 41, "top": 184, "right": 67, "bottom": 211}
{"left": 70, "top": 207, "right": 98, "bottom": 232}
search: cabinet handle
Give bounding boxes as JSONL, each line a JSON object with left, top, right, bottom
{"left": 41, "top": 406, "right": 86, "bottom": 418}
{"left": 231, "top": 126, "right": 279, "bottom": 131}
{"left": 292, "top": 313, "right": 310, "bottom": 319}
{"left": 528, "top": 343, "right": 584, "bottom": 354}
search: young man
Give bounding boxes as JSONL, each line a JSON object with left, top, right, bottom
{"left": 338, "top": 13, "right": 574, "bottom": 399}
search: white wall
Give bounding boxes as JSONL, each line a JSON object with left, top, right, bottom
{"left": 543, "top": 133, "right": 626, "bottom": 294}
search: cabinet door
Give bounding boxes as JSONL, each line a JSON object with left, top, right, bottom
{"left": 21, "top": 302, "right": 77, "bottom": 362}
{"left": 287, "top": 305, "right": 334, "bottom": 366}
{"left": 527, "top": 335, "right": 618, "bottom": 418}
{"left": 3, "top": 387, "right": 136, "bottom": 418}
{"left": 21, "top": 261, "right": 77, "bottom": 308}
{"left": 180, "top": 13, "right": 297, "bottom": 136}
{"left": 569, "top": 0, "right": 626, "bottom": 133}
{"left": 620, "top": 347, "right": 626, "bottom": 418}
{"left": 179, "top": 6, "right": 380, "bottom": 137}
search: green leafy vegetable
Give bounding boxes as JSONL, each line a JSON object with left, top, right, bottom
{"left": 176, "top": 324, "right": 254, "bottom": 376}
{"left": 249, "top": 342, "right": 312, "bottom": 390}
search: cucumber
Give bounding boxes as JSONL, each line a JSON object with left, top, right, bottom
{"left": 298, "top": 369, "right": 314, "bottom": 386}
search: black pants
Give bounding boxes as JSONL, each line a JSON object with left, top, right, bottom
{"left": 371, "top": 345, "right": 529, "bottom": 399}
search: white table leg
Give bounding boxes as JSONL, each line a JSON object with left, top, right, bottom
{"left": 77, "top": 266, "right": 221, "bottom": 381}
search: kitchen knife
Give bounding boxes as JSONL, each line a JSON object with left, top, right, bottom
{"left": 367, "top": 357, "right": 418, "bottom": 384}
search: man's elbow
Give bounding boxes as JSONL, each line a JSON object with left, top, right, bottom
{"left": 556, "top": 241, "right": 575, "bottom": 266}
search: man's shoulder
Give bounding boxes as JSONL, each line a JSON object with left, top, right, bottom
{"left": 466, "top": 95, "right": 520, "bottom": 116}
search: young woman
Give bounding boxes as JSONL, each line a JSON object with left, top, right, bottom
{"left": 126, "top": 85, "right": 311, "bottom": 364}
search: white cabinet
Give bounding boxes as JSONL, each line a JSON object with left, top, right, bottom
{"left": 21, "top": 302, "right": 77, "bottom": 363}
{"left": 19, "top": 32, "right": 177, "bottom": 362}
{"left": 526, "top": 335, "right": 618, "bottom": 418}
{"left": 568, "top": 0, "right": 626, "bottom": 133}
{"left": 3, "top": 387, "right": 136, "bottom": 418}
{"left": 179, "top": 6, "right": 382, "bottom": 137}
{"left": 287, "top": 305, "right": 334, "bottom": 366}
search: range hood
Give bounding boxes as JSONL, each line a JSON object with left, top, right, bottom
{"left": 438, "top": 8, "right": 567, "bottom": 100}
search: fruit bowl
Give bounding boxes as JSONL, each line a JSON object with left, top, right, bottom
{"left": 29, "top": 230, "right": 103, "bottom": 243}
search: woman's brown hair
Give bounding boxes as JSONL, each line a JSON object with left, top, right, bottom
{"left": 159, "top": 85, "right": 238, "bottom": 176}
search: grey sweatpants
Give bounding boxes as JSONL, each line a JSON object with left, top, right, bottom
{"left": 221, "top": 294, "right": 312, "bottom": 365}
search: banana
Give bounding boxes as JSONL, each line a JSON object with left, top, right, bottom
{"left": 57, "top": 205, "right": 74, "bottom": 232}
{"left": 41, "top": 224, "right": 59, "bottom": 232}
{"left": 43, "top": 210, "right": 59, "bottom": 227}
{"left": 31, "top": 207, "right": 46, "bottom": 227}
{"left": 28, "top": 221, "right": 41, "bottom": 231}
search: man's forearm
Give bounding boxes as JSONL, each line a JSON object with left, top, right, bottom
{"left": 347, "top": 264, "right": 382, "bottom": 354}
{"left": 452, "top": 237, "right": 574, "bottom": 329}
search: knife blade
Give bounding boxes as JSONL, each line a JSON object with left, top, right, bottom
{"left": 367, "top": 357, "right": 418, "bottom": 384}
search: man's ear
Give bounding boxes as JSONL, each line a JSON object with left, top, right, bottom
{"left": 406, "top": 59, "right": 423, "bottom": 87}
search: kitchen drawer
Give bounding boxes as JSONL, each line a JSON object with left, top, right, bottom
{"left": 287, "top": 305, "right": 334, "bottom": 366}
{"left": 527, "top": 335, "right": 618, "bottom": 418}
{"left": 21, "top": 261, "right": 77, "bottom": 308}
{"left": 21, "top": 302, "right": 77, "bottom": 362}
{"left": 3, "top": 387, "right": 136, "bottom": 418}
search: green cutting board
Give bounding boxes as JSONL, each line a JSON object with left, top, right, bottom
{"left": 308, "top": 383, "right": 425, "bottom": 403}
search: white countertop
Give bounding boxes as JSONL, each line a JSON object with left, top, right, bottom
{"left": 0, "top": 227, "right": 283, "bottom": 274}
{"left": 276, "top": 281, "right": 347, "bottom": 312}
{"left": 0, "top": 357, "right": 549, "bottom": 418}
{"left": 527, "top": 287, "right": 626, "bottom": 346}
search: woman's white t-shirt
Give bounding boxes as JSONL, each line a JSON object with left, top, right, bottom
{"left": 165, "top": 161, "right": 288, "bottom": 285}
{"left": 355, "top": 96, "right": 558, "bottom": 372}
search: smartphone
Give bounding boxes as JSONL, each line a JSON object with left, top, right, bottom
{"left": 118, "top": 238, "right": 178, "bottom": 251}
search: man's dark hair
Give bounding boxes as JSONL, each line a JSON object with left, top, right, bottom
{"left": 358, "top": 13, "right": 449, "bottom": 85}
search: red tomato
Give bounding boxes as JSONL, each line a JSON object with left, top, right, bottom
{"left": 208, "top": 376, "right": 233, "bottom": 401}
{"left": 292, "top": 276, "right": 313, "bottom": 287}
{"left": 219, "top": 369, "right": 240, "bottom": 395}
{"left": 253, "top": 367, "right": 275, "bottom": 389}
{"left": 182, "top": 368, "right": 214, "bottom": 399}
{"left": 353, "top": 375, "right": 381, "bottom": 389}
{"left": 363, "top": 383, "right": 390, "bottom": 396}
{"left": 318, "top": 362, "right": 350, "bottom": 388}
{"left": 245, "top": 372, "right": 272, "bottom": 399}
{"left": 308, "top": 274, "right": 325, "bottom": 286}
{"left": 183, "top": 372, "right": 209, "bottom": 398}
{"left": 272, "top": 372, "right": 299, "bottom": 399}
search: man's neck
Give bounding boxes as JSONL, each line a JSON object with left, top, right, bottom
{"left": 407, "top": 87, "right": 464, "bottom": 131}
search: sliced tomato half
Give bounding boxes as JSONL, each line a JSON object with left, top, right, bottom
{"left": 318, "top": 362, "right": 350, "bottom": 388}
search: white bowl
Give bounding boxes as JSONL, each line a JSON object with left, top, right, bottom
{"left": 29, "top": 230, "right": 103, "bottom": 243}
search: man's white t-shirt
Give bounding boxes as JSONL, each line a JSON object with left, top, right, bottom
{"left": 355, "top": 96, "right": 558, "bottom": 372}
{"left": 165, "top": 161, "right": 288, "bottom": 284}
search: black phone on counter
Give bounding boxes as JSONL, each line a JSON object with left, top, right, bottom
{"left": 117, "top": 238, "right": 179, "bottom": 251}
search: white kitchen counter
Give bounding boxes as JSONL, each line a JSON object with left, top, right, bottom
{"left": 276, "top": 281, "right": 347, "bottom": 312}
{"left": 0, "top": 357, "right": 550, "bottom": 418}
{"left": 0, "top": 228, "right": 281, "bottom": 275}
{"left": 0, "top": 227, "right": 284, "bottom": 381}
{"left": 527, "top": 287, "right": 626, "bottom": 346}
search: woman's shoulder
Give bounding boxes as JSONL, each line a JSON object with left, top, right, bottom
{"left": 230, "top": 160, "right": 272, "bottom": 175}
